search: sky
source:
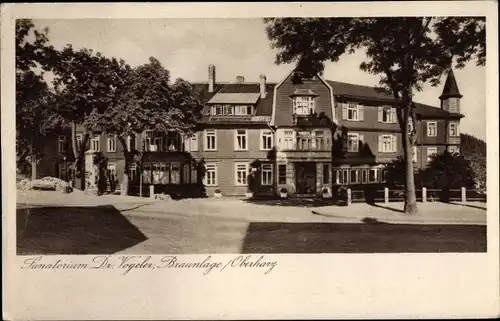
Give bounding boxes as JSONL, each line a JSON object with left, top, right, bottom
{"left": 33, "top": 18, "right": 486, "bottom": 140}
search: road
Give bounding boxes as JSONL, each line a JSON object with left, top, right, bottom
{"left": 17, "top": 203, "right": 487, "bottom": 254}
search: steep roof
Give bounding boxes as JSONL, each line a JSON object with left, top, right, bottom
{"left": 326, "top": 80, "right": 463, "bottom": 118}
{"left": 439, "top": 69, "right": 463, "bottom": 99}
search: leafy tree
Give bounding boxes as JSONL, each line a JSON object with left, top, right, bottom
{"left": 51, "top": 46, "right": 131, "bottom": 188}
{"left": 264, "top": 17, "right": 485, "bottom": 214}
{"left": 422, "top": 151, "right": 475, "bottom": 201}
{"left": 460, "top": 133, "right": 486, "bottom": 192}
{"left": 16, "top": 19, "right": 59, "bottom": 179}
{"left": 86, "top": 57, "right": 203, "bottom": 194}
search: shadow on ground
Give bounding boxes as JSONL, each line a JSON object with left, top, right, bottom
{"left": 244, "top": 198, "right": 339, "bottom": 208}
{"left": 241, "top": 221, "right": 486, "bottom": 253}
{"left": 17, "top": 205, "right": 148, "bottom": 255}
{"left": 447, "top": 201, "right": 487, "bottom": 211}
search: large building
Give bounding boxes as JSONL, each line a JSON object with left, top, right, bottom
{"left": 35, "top": 64, "right": 464, "bottom": 198}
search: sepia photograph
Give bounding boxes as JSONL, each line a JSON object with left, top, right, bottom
{"left": 3, "top": 2, "right": 498, "bottom": 320}
{"left": 16, "top": 16, "right": 487, "bottom": 255}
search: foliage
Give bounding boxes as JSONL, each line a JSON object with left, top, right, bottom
{"left": 16, "top": 19, "right": 59, "bottom": 172}
{"left": 422, "top": 151, "right": 475, "bottom": 190}
{"left": 460, "top": 133, "right": 486, "bottom": 192}
{"left": 264, "top": 17, "right": 485, "bottom": 213}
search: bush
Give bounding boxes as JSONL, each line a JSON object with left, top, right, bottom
{"left": 17, "top": 177, "right": 70, "bottom": 192}
{"left": 322, "top": 188, "right": 329, "bottom": 194}
{"left": 214, "top": 189, "right": 221, "bottom": 194}
{"left": 280, "top": 188, "right": 287, "bottom": 194}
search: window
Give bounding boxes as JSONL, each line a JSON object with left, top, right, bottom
{"left": 381, "top": 169, "right": 388, "bottom": 183}
{"left": 261, "top": 130, "right": 273, "bottom": 150}
{"left": 191, "top": 166, "right": 198, "bottom": 183}
{"left": 339, "top": 169, "right": 349, "bottom": 185}
{"left": 234, "top": 129, "right": 248, "bottom": 151}
{"left": 361, "top": 169, "right": 368, "bottom": 184}
{"left": 130, "top": 164, "right": 137, "bottom": 182}
{"left": 347, "top": 133, "right": 359, "bottom": 152}
{"left": 184, "top": 133, "right": 198, "bottom": 152}
{"left": 350, "top": 169, "right": 359, "bottom": 184}
{"left": 342, "top": 102, "right": 364, "bottom": 121}
{"left": 234, "top": 105, "right": 253, "bottom": 116}
{"left": 368, "top": 168, "right": 378, "bottom": 183}
{"left": 58, "top": 136, "right": 67, "bottom": 153}
{"left": 293, "top": 96, "right": 315, "bottom": 115}
{"left": 211, "top": 105, "right": 253, "bottom": 116}
{"left": 166, "top": 133, "right": 179, "bottom": 151}
{"left": 145, "top": 130, "right": 153, "bottom": 150}
{"left": 234, "top": 163, "right": 249, "bottom": 186}
{"left": 426, "top": 146, "right": 438, "bottom": 162}
{"left": 171, "top": 162, "right": 180, "bottom": 184}
{"left": 448, "top": 146, "right": 460, "bottom": 155}
{"left": 261, "top": 164, "right": 273, "bottom": 186}
{"left": 154, "top": 135, "right": 163, "bottom": 152}
{"left": 379, "top": 134, "right": 397, "bottom": 153}
{"left": 278, "top": 164, "right": 287, "bottom": 184}
{"left": 449, "top": 122, "right": 459, "bottom": 137}
{"left": 76, "top": 134, "right": 83, "bottom": 151}
{"left": 107, "top": 135, "right": 116, "bottom": 152}
{"left": 412, "top": 146, "right": 418, "bottom": 163}
{"left": 91, "top": 135, "right": 100, "bottom": 152}
{"left": 427, "top": 121, "right": 437, "bottom": 137}
{"left": 379, "top": 106, "right": 397, "bottom": 123}
{"left": 314, "top": 130, "right": 329, "bottom": 150}
{"left": 204, "top": 130, "right": 217, "bottom": 151}
{"left": 127, "top": 134, "right": 136, "bottom": 151}
{"left": 322, "top": 164, "right": 330, "bottom": 184}
{"left": 280, "top": 130, "right": 295, "bottom": 150}
{"left": 58, "top": 163, "right": 66, "bottom": 179}
{"left": 296, "top": 131, "right": 313, "bottom": 150}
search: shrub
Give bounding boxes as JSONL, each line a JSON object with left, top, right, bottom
{"left": 214, "top": 189, "right": 221, "bottom": 194}
{"left": 280, "top": 188, "right": 287, "bottom": 194}
{"left": 322, "top": 188, "right": 329, "bottom": 194}
{"left": 17, "top": 177, "right": 70, "bottom": 192}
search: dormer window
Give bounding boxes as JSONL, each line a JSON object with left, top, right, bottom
{"left": 210, "top": 104, "right": 254, "bottom": 116}
{"left": 293, "top": 96, "right": 315, "bottom": 115}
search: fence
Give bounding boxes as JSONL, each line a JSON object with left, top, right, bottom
{"left": 345, "top": 187, "right": 486, "bottom": 204}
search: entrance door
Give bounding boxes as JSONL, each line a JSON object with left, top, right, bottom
{"left": 295, "top": 162, "right": 317, "bottom": 195}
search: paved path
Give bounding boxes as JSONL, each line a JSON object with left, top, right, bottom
{"left": 16, "top": 191, "right": 487, "bottom": 254}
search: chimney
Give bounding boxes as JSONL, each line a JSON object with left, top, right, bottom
{"left": 208, "top": 64, "right": 216, "bottom": 93}
{"left": 259, "top": 74, "right": 267, "bottom": 98}
{"left": 235, "top": 76, "right": 245, "bottom": 84}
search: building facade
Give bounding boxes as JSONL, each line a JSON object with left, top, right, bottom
{"left": 36, "top": 65, "right": 464, "bottom": 198}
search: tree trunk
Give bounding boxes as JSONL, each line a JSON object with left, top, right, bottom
{"left": 30, "top": 142, "right": 37, "bottom": 181}
{"left": 118, "top": 136, "right": 130, "bottom": 196}
{"left": 402, "top": 94, "right": 418, "bottom": 215}
{"left": 403, "top": 126, "right": 418, "bottom": 214}
{"left": 75, "top": 132, "right": 90, "bottom": 190}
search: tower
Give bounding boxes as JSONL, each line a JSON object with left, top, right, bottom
{"left": 439, "top": 68, "right": 462, "bottom": 114}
